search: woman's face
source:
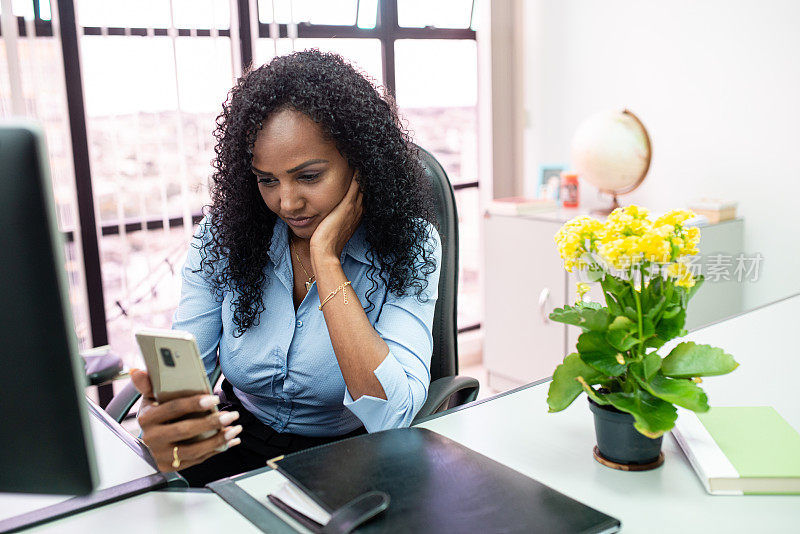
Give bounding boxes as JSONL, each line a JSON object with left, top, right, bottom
{"left": 251, "top": 108, "right": 354, "bottom": 240}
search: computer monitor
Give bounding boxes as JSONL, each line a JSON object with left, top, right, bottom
{"left": 0, "top": 122, "right": 98, "bottom": 495}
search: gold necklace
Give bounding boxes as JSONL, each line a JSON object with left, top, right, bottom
{"left": 291, "top": 240, "right": 315, "bottom": 292}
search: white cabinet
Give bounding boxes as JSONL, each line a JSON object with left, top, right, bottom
{"left": 483, "top": 212, "right": 744, "bottom": 391}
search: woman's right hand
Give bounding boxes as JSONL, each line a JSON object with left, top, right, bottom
{"left": 131, "top": 369, "right": 243, "bottom": 472}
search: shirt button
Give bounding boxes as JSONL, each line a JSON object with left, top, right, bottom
{"left": 296, "top": 320, "right": 303, "bottom": 328}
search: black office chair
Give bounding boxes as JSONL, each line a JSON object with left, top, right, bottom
{"left": 106, "top": 146, "right": 479, "bottom": 423}
{"left": 411, "top": 146, "right": 480, "bottom": 420}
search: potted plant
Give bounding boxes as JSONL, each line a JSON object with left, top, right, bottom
{"left": 546, "top": 206, "right": 739, "bottom": 469}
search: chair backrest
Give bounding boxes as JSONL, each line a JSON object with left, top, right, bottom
{"left": 417, "top": 146, "right": 459, "bottom": 382}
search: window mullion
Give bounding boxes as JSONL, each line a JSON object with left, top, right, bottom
{"left": 166, "top": 0, "right": 195, "bottom": 241}
{"left": 55, "top": 0, "right": 109, "bottom": 350}
{"left": 379, "top": 0, "right": 397, "bottom": 96}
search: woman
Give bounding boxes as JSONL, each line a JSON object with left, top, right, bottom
{"left": 131, "top": 50, "right": 441, "bottom": 486}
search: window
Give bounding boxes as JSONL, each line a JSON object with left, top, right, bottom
{"left": 394, "top": 38, "right": 479, "bottom": 327}
{"left": 397, "top": 0, "right": 474, "bottom": 29}
{"left": 255, "top": 38, "right": 383, "bottom": 85}
{"left": 0, "top": 2, "right": 91, "bottom": 348}
{"left": 255, "top": 0, "right": 481, "bottom": 331}
{"left": 3, "top": 1, "right": 481, "bottom": 401}
{"left": 74, "top": 0, "right": 235, "bottom": 363}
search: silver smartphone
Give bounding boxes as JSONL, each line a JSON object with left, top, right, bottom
{"left": 135, "top": 328, "right": 218, "bottom": 442}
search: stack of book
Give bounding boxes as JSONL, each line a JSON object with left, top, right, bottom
{"left": 671, "top": 406, "right": 800, "bottom": 495}
{"left": 487, "top": 197, "right": 557, "bottom": 216}
{"left": 687, "top": 199, "right": 737, "bottom": 224}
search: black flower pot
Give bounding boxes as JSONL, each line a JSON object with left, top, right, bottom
{"left": 588, "top": 397, "right": 663, "bottom": 468}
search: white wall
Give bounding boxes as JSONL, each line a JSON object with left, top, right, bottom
{"left": 522, "top": 0, "right": 800, "bottom": 310}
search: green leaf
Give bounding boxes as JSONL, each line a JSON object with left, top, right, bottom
{"left": 673, "top": 285, "right": 689, "bottom": 309}
{"left": 687, "top": 275, "right": 704, "bottom": 302}
{"left": 630, "top": 371, "right": 709, "bottom": 412}
{"left": 605, "top": 316, "right": 638, "bottom": 351}
{"left": 577, "top": 301, "right": 602, "bottom": 310}
{"left": 642, "top": 276, "right": 664, "bottom": 310}
{"left": 655, "top": 307, "right": 686, "bottom": 342}
{"left": 642, "top": 351, "right": 662, "bottom": 380}
{"left": 623, "top": 306, "right": 639, "bottom": 322}
{"left": 640, "top": 317, "right": 655, "bottom": 339}
{"left": 547, "top": 353, "right": 604, "bottom": 412}
{"left": 661, "top": 342, "right": 739, "bottom": 378}
{"left": 549, "top": 305, "right": 611, "bottom": 332}
{"left": 664, "top": 280, "right": 682, "bottom": 305}
{"left": 644, "top": 295, "right": 667, "bottom": 323}
{"left": 586, "top": 269, "right": 605, "bottom": 282}
{"left": 601, "top": 275, "right": 635, "bottom": 310}
{"left": 577, "top": 331, "right": 626, "bottom": 376}
{"left": 602, "top": 292, "right": 624, "bottom": 317}
{"left": 643, "top": 336, "right": 666, "bottom": 350}
{"left": 601, "top": 274, "right": 630, "bottom": 296}
{"left": 604, "top": 389, "right": 678, "bottom": 438}
{"left": 576, "top": 376, "right": 610, "bottom": 405}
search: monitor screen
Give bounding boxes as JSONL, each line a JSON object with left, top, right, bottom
{"left": 0, "top": 122, "right": 98, "bottom": 495}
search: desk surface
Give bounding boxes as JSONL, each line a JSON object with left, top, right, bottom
{"left": 416, "top": 293, "right": 800, "bottom": 533}
{"left": 0, "top": 401, "right": 158, "bottom": 523}
{"left": 220, "top": 294, "right": 800, "bottom": 533}
{"left": 7, "top": 295, "right": 799, "bottom": 533}
{"left": 23, "top": 490, "right": 260, "bottom": 534}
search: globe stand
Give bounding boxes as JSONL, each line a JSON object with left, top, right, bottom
{"left": 591, "top": 193, "right": 621, "bottom": 217}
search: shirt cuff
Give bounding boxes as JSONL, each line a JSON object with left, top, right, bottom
{"left": 343, "top": 350, "right": 408, "bottom": 432}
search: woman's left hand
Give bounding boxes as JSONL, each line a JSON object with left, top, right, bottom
{"left": 310, "top": 173, "right": 363, "bottom": 262}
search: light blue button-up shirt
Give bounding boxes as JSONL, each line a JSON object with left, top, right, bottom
{"left": 172, "top": 217, "right": 441, "bottom": 436}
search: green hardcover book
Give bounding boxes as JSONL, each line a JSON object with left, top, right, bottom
{"left": 672, "top": 407, "right": 800, "bottom": 495}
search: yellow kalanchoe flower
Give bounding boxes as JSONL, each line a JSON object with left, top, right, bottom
{"left": 637, "top": 230, "right": 672, "bottom": 263}
{"left": 666, "top": 261, "right": 696, "bottom": 288}
{"left": 554, "top": 205, "right": 701, "bottom": 274}
{"left": 654, "top": 209, "right": 696, "bottom": 228}
{"left": 576, "top": 282, "right": 590, "bottom": 303}
{"left": 624, "top": 205, "right": 650, "bottom": 220}
{"left": 598, "top": 235, "right": 644, "bottom": 269}
{"left": 554, "top": 216, "right": 604, "bottom": 271}
{"left": 681, "top": 226, "right": 701, "bottom": 257}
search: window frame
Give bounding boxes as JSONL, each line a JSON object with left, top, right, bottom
{"left": 11, "top": 0, "right": 480, "bottom": 394}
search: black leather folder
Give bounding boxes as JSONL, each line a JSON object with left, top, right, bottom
{"left": 268, "top": 427, "right": 621, "bottom": 533}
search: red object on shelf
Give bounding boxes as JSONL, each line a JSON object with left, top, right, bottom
{"left": 561, "top": 172, "right": 579, "bottom": 208}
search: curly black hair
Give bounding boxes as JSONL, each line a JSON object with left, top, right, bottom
{"left": 198, "top": 49, "right": 438, "bottom": 336}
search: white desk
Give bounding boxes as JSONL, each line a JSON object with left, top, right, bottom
{"left": 7, "top": 296, "right": 800, "bottom": 533}
{"left": 0, "top": 400, "right": 169, "bottom": 531}
{"left": 22, "top": 490, "right": 260, "bottom": 534}
{"left": 1, "top": 401, "right": 263, "bottom": 533}
{"left": 0, "top": 400, "right": 157, "bottom": 518}
{"left": 223, "top": 294, "right": 800, "bottom": 533}
{"left": 417, "top": 293, "right": 800, "bottom": 533}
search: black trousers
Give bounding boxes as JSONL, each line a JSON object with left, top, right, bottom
{"left": 178, "top": 380, "right": 365, "bottom": 487}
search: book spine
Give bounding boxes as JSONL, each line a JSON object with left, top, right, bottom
{"left": 672, "top": 411, "right": 742, "bottom": 496}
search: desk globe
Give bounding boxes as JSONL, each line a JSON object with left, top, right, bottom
{"left": 571, "top": 109, "right": 652, "bottom": 215}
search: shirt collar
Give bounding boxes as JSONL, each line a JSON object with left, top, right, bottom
{"left": 341, "top": 224, "right": 370, "bottom": 265}
{"left": 267, "top": 218, "right": 371, "bottom": 267}
{"left": 267, "top": 218, "right": 289, "bottom": 268}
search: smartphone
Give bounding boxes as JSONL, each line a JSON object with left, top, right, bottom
{"left": 135, "top": 328, "right": 218, "bottom": 442}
